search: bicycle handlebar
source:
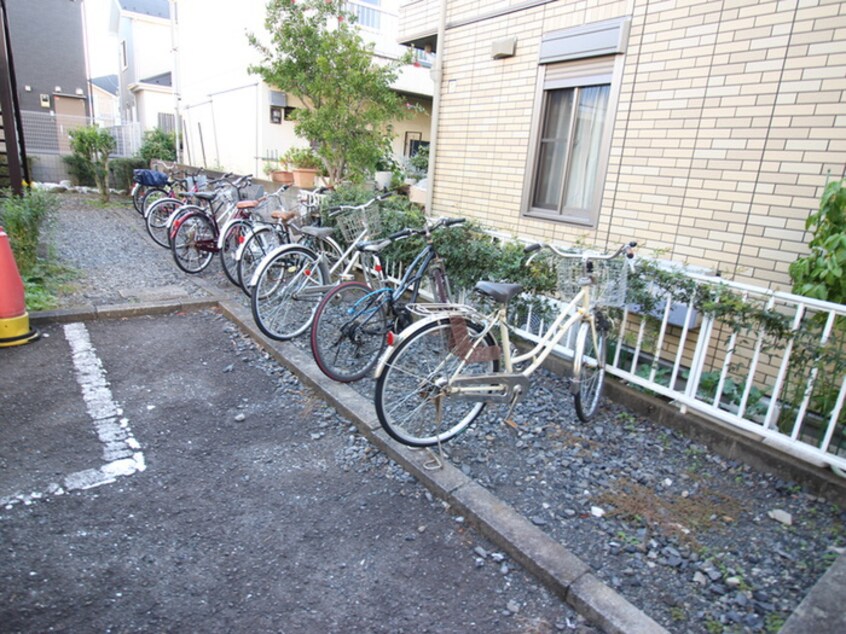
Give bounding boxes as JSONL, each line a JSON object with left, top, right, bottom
{"left": 355, "top": 217, "right": 465, "bottom": 252}
{"left": 524, "top": 240, "right": 638, "bottom": 265}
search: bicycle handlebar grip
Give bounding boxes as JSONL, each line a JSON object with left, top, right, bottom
{"left": 389, "top": 228, "right": 412, "bottom": 240}
{"left": 524, "top": 243, "right": 542, "bottom": 254}
{"left": 444, "top": 218, "right": 466, "bottom": 226}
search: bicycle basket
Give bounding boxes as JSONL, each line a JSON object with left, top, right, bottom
{"left": 255, "top": 194, "right": 284, "bottom": 221}
{"left": 556, "top": 254, "right": 628, "bottom": 307}
{"left": 335, "top": 203, "right": 383, "bottom": 243}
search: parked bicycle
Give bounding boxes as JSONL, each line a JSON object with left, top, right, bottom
{"left": 168, "top": 175, "right": 262, "bottom": 277}
{"left": 248, "top": 191, "right": 391, "bottom": 341}
{"left": 372, "top": 240, "right": 637, "bottom": 447}
{"left": 234, "top": 186, "right": 328, "bottom": 295}
{"left": 310, "top": 217, "right": 465, "bottom": 383}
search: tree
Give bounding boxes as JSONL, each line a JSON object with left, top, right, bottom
{"left": 139, "top": 128, "right": 177, "bottom": 164}
{"left": 789, "top": 178, "right": 846, "bottom": 304}
{"left": 68, "top": 126, "right": 116, "bottom": 202}
{"left": 247, "top": 0, "right": 413, "bottom": 185}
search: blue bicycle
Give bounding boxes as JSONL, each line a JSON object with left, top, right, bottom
{"left": 309, "top": 217, "right": 465, "bottom": 382}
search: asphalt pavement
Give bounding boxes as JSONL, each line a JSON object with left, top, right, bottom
{"left": 0, "top": 310, "right": 592, "bottom": 633}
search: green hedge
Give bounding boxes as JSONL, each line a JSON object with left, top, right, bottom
{"left": 110, "top": 157, "right": 149, "bottom": 191}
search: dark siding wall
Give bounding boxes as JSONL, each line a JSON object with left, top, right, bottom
{"left": 5, "top": 0, "right": 89, "bottom": 115}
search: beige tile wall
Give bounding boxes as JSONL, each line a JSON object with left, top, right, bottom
{"left": 426, "top": 0, "right": 846, "bottom": 292}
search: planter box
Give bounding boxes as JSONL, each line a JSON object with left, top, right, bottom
{"left": 292, "top": 168, "right": 320, "bottom": 189}
{"left": 271, "top": 170, "right": 293, "bottom": 185}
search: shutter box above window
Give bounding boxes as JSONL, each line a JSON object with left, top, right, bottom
{"left": 270, "top": 91, "right": 287, "bottom": 107}
{"left": 539, "top": 17, "right": 630, "bottom": 65}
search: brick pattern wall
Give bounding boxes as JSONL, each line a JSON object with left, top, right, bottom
{"left": 429, "top": 0, "right": 846, "bottom": 291}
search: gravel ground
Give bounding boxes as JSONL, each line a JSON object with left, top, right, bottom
{"left": 47, "top": 194, "right": 846, "bottom": 633}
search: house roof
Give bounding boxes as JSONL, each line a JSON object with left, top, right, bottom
{"left": 116, "top": 0, "right": 170, "bottom": 19}
{"left": 91, "top": 74, "right": 119, "bottom": 96}
{"left": 138, "top": 71, "right": 172, "bottom": 87}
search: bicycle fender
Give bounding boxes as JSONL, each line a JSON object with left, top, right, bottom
{"left": 165, "top": 203, "right": 200, "bottom": 230}
{"left": 372, "top": 312, "right": 465, "bottom": 379}
{"left": 217, "top": 217, "right": 245, "bottom": 251}
{"left": 143, "top": 196, "right": 182, "bottom": 220}
{"left": 248, "top": 243, "right": 321, "bottom": 289}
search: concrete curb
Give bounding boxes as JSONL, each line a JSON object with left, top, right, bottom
{"left": 33, "top": 296, "right": 845, "bottom": 633}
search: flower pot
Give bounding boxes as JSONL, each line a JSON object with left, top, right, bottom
{"left": 374, "top": 170, "right": 393, "bottom": 191}
{"left": 293, "top": 168, "right": 320, "bottom": 189}
{"left": 271, "top": 170, "right": 294, "bottom": 185}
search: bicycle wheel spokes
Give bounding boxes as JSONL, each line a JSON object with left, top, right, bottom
{"left": 251, "top": 247, "right": 327, "bottom": 341}
{"left": 311, "top": 281, "right": 389, "bottom": 383}
{"left": 171, "top": 214, "right": 215, "bottom": 274}
{"left": 375, "top": 317, "right": 497, "bottom": 447}
{"left": 573, "top": 320, "right": 607, "bottom": 422}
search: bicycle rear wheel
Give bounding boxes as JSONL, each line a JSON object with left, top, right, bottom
{"left": 572, "top": 320, "right": 608, "bottom": 422}
{"left": 311, "top": 281, "right": 389, "bottom": 383}
{"left": 375, "top": 316, "right": 498, "bottom": 447}
{"left": 145, "top": 197, "right": 183, "bottom": 248}
{"left": 250, "top": 245, "right": 329, "bottom": 341}
{"left": 237, "top": 228, "right": 285, "bottom": 296}
{"left": 171, "top": 212, "right": 216, "bottom": 274}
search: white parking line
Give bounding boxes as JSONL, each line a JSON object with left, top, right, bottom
{"left": 1, "top": 323, "right": 145, "bottom": 509}
{"left": 62, "top": 323, "right": 145, "bottom": 490}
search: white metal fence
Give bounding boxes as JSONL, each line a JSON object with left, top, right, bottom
{"left": 21, "top": 110, "right": 142, "bottom": 158}
{"left": 378, "top": 238, "right": 846, "bottom": 474}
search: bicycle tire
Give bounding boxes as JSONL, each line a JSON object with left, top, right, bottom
{"left": 145, "top": 197, "right": 183, "bottom": 248}
{"left": 141, "top": 187, "right": 169, "bottom": 215}
{"left": 250, "top": 245, "right": 330, "bottom": 341}
{"left": 131, "top": 183, "right": 146, "bottom": 214}
{"left": 170, "top": 212, "right": 216, "bottom": 274}
{"left": 219, "top": 219, "right": 253, "bottom": 286}
{"left": 237, "top": 228, "right": 285, "bottom": 296}
{"left": 311, "top": 281, "right": 390, "bottom": 383}
{"left": 375, "top": 316, "right": 498, "bottom": 447}
{"left": 572, "top": 320, "right": 608, "bottom": 422}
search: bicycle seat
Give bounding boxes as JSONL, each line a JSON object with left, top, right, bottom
{"left": 299, "top": 225, "right": 335, "bottom": 239}
{"left": 474, "top": 281, "right": 523, "bottom": 304}
{"left": 237, "top": 200, "right": 259, "bottom": 209}
{"left": 271, "top": 209, "right": 298, "bottom": 223}
{"left": 192, "top": 192, "right": 216, "bottom": 202}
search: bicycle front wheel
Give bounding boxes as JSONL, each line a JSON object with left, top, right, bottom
{"left": 311, "top": 281, "right": 389, "bottom": 383}
{"left": 375, "top": 316, "right": 498, "bottom": 447}
{"left": 572, "top": 320, "right": 608, "bottom": 422}
{"left": 237, "top": 228, "right": 285, "bottom": 296}
{"left": 219, "top": 219, "right": 252, "bottom": 286}
{"left": 145, "top": 197, "right": 183, "bottom": 248}
{"left": 171, "top": 212, "right": 216, "bottom": 274}
{"left": 250, "top": 245, "right": 329, "bottom": 341}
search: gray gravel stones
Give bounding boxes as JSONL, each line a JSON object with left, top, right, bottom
{"left": 48, "top": 194, "right": 845, "bottom": 634}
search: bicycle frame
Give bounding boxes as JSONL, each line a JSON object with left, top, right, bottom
{"left": 374, "top": 281, "right": 601, "bottom": 399}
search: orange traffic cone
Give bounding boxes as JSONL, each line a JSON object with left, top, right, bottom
{"left": 0, "top": 226, "right": 38, "bottom": 347}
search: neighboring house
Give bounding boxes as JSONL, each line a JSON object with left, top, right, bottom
{"left": 90, "top": 74, "right": 120, "bottom": 127}
{"left": 5, "top": 0, "right": 90, "bottom": 181}
{"left": 109, "top": 0, "right": 173, "bottom": 133}
{"left": 174, "top": 0, "right": 433, "bottom": 176}
{"left": 399, "top": 0, "right": 846, "bottom": 292}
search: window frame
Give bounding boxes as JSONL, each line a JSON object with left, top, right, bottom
{"left": 522, "top": 56, "right": 622, "bottom": 227}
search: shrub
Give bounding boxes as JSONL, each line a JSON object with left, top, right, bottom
{"left": 110, "top": 157, "right": 149, "bottom": 191}
{"left": 139, "top": 128, "right": 177, "bottom": 164}
{"left": 0, "top": 187, "right": 58, "bottom": 275}
{"left": 68, "top": 126, "right": 116, "bottom": 202}
{"left": 62, "top": 152, "right": 96, "bottom": 187}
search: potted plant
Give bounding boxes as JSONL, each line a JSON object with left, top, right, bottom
{"left": 263, "top": 159, "right": 294, "bottom": 185}
{"left": 374, "top": 152, "right": 397, "bottom": 191}
{"left": 284, "top": 147, "right": 322, "bottom": 188}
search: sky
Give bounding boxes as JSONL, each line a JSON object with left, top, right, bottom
{"left": 84, "top": 0, "right": 118, "bottom": 78}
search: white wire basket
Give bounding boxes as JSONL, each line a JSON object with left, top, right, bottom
{"left": 335, "top": 204, "right": 383, "bottom": 243}
{"left": 556, "top": 254, "right": 629, "bottom": 307}
{"left": 255, "top": 193, "right": 285, "bottom": 221}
